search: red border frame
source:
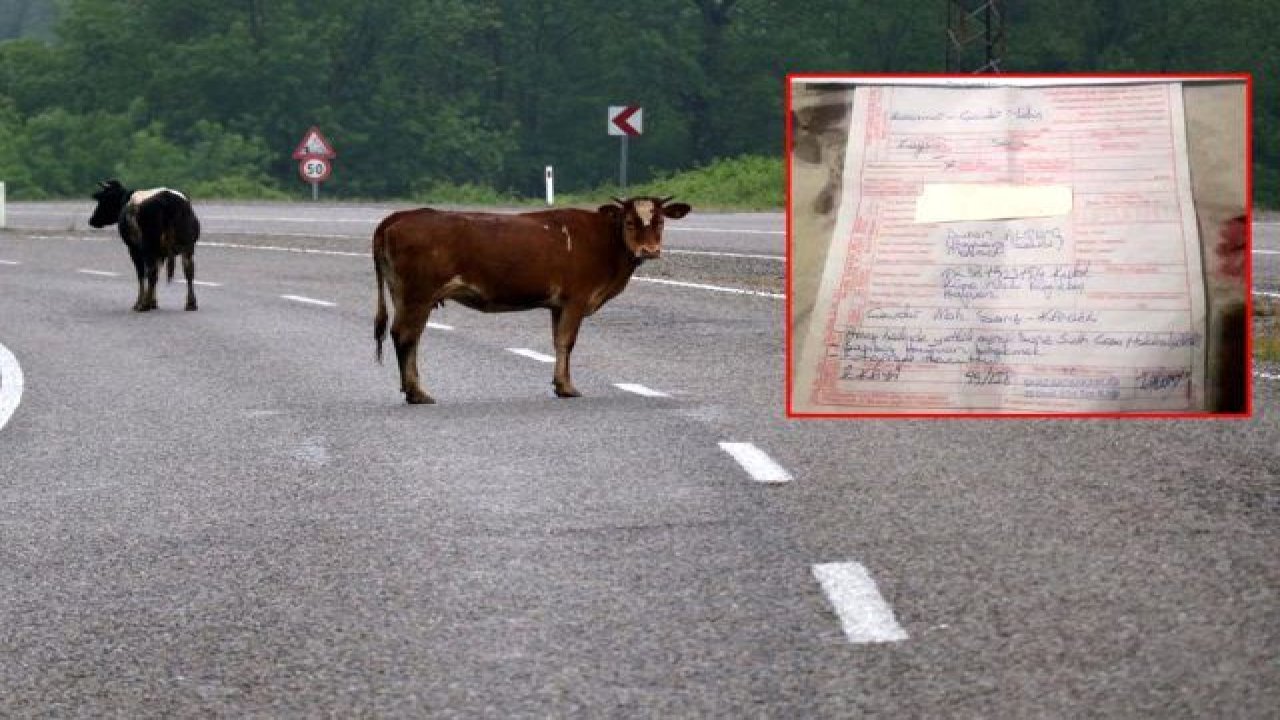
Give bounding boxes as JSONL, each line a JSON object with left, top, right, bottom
{"left": 784, "top": 72, "right": 1254, "bottom": 420}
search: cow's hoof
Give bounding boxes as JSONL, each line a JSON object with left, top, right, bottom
{"left": 554, "top": 385, "right": 582, "bottom": 398}
{"left": 404, "top": 390, "right": 435, "bottom": 405}
{"left": 133, "top": 304, "right": 151, "bottom": 312}
{"left": 185, "top": 302, "right": 198, "bottom": 311}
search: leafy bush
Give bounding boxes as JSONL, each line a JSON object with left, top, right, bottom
{"left": 189, "top": 176, "right": 290, "bottom": 200}
{"left": 630, "top": 155, "right": 782, "bottom": 210}
{"left": 561, "top": 155, "right": 783, "bottom": 210}
{"left": 411, "top": 180, "right": 522, "bottom": 207}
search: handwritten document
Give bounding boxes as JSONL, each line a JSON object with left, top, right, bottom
{"left": 794, "top": 83, "right": 1206, "bottom": 413}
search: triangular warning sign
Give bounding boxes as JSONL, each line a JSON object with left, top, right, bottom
{"left": 292, "top": 126, "right": 337, "bottom": 159}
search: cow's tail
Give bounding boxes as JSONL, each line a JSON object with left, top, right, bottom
{"left": 165, "top": 251, "right": 176, "bottom": 284}
{"left": 372, "top": 214, "right": 398, "bottom": 365}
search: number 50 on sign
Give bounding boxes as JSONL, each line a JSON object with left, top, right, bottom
{"left": 299, "top": 158, "right": 331, "bottom": 182}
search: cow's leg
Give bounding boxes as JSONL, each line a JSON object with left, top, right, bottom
{"left": 391, "top": 302, "right": 434, "bottom": 404}
{"left": 143, "top": 259, "right": 159, "bottom": 311}
{"left": 182, "top": 251, "right": 198, "bottom": 311}
{"left": 550, "top": 304, "right": 585, "bottom": 398}
{"left": 127, "top": 245, "right": 149, "bottom": 311}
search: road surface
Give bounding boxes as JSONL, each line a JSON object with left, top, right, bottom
{"left": 1, "top": 202, "right": 1276, "bottom": 717}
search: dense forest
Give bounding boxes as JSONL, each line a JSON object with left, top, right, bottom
{"left": 0, "top": 0, "right": 1275, "bottom": 203}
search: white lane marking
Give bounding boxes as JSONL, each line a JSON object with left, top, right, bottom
{"left": 719, "top": 442, "right": 793, "bottom": 484}
{"left": 506, "top": 347, "right": 555, "bottom": 363}
{"left": 427, "top": 321, "right": 454, "bottom": 330}
{"left": 218, "top": 231, "right": 363, "bottom": 240}
{"left": 280, "top": 294, "right": 336, "bottom": 307}
{"left": 672, "top": 227, "right": 784, "bottom": 236}
{"left": 190, "top": 280, "right": 222, "bottom": 287}
{"left": 635, "top": 276, "right": 784, "bottom": 299}
{"left": 666, "top": 249, "right": 783, "bottom": 261}
{"left": 614, "top": 383, "right": 671, "bottom": 398}
{"left": 203, "top": 241, "right": 367, "bottom": 258}
{"left": 14, "top": 236, "right": 784, "bottom": 300}
{"left": 0, "top": 341, "right": 25, "bottom": 431}
{"left": 1254, "top": 290, "right": 1280, "bottom": 298}
{"left": 0, "top": 260, "right": 20, "bottom": 265}
{"left": 77, "top": 269, "right": 120, "bottom": 277}
{"left": 1255, "top": 250, "right": 1280, "bottom": 255}
{"left": 1256, "top": 372, "right": 1280, "bottom": 380}
{"left": 812, "top": 562, "right": 909, "bottom": 644}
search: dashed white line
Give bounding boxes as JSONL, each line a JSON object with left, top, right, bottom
{"left": 1254, "top": 290, "right": 1280, "bottom": 298}
{"left": 635, "top": 276, "right": 784, "bottom": 299}
{"left": 812, "top": 562, "right": 909, "bottom": 644}
{"left": 0, "top": 260, "right": 20, "bottom": 265}
{"left": 506, "top": 347, "right": 555, "bottom": 363}
{"left": 0, "top": 341, "right": 25, "bottom": 431}
{"left": 614, "top": 383, "right": 671, "bottom": 398}
{"left": 1254, "top": 250, "right": 1280, "bottom": 255}
{"left": 1256, "top": 372, "right": 1280, "bottom": 380}
{"left": 191, "top": 280, "right": 222, "bottom": 287}
{"left": 77, "top": 269, "right": 120, "bottom": 277}
{"left": 427, "top": 321, "right": 454, "bottom": 330}
{"left": 719, "top": 442, "right": 793, "bottom": 484}
{"left": 203, "top": 241, "right": 367, "bottom": 258}
{"left": 280, "top": 294, "right": 336, "bottom": 307}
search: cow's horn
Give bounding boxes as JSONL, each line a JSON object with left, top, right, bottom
{"left": 610, "top": 195, "right": 626, "bottom": 206}
{"left": 658, "top": 195, "right": 675, "bottom": 204}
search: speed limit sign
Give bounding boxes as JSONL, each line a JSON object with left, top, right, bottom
{"left": 298, "top": 157, "right": 331, "bottom": 182}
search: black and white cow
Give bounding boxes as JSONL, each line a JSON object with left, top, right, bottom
{"left": 88, "top": 179, "right": 201, "bottom": 312}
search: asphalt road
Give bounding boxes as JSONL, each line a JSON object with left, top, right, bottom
{"left": 1, "top": 202, "right": 1277, "bottom": 717}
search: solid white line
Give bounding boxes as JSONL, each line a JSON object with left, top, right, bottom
{"left": 0, "top": 260, "right": 20, "bottom": 265}
{"left": 77, "top": 269, "right": 119, "bottom": 277}
{"left": 506, "top": 347, "right": 555, "bottom": 363}
{"left": 812, "top": 562, "right": 909, "bottom": 644}
{"left": 191, "top": 280, "right": 222, "bottom": 287}
{"left": 634, "top": 276, "right": 784, "bottom": 299}
{"left": 280, "top": 294, "right": 336, "bottom": 307}
{"left": 427, "top": 321, "right": 454, "bottom": 330}
{"left": 0, "top": 341, "right": 25, "bottom": 431}
{"left": 200, "top": 215, "right": 373, "bottom": 224}
{"left": 614, "top": 383, "right": 671, "bottom": 398}
{"left": 665, "top": 249, "right": 784, "bottom": 261}
{"left": 1254, "top": 249, "right": 1280, "bottom": 255}
{"left": 202, "top": 241, "right": 368, "bottom": 258}
{"left": 719, "top": 442, "right": 793, "bottom": 484}
{"left": 1256, "top": 372, "right": 1280, "bottom": 380}
{"left": 672, "top": 227, "right": 784, "bottom": 236}
{"left": 218, "top": 231, "right": 362, "bottom": 240}
{"left": 1254, "top": 290, "right": 1280, "bottom": 298}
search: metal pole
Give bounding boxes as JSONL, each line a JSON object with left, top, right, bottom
{"left": 619, "top": 135, "right": 629, "bottom": 195}
{"left": 311, "top": 181, "right": 318, "bottom": 201}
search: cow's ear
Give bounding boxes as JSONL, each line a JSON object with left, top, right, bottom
{"left": 598, "top": 204, "right": 623, "bottom": 219}
{"left": 662, "top": 202, "right": 692, "bottom": 219}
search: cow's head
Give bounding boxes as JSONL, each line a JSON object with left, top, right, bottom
{"left": 88, "top": 179, "right": 129, "bottom": 228}
{"left": 600, "top": 196, "right": 692, "bottom": 261}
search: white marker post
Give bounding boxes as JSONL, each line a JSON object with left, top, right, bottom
{"left": 545, "top": 166, "right": 554, "bottom": 205}
{"left": 0, "top": 181, "right": 6, "bottom": 229}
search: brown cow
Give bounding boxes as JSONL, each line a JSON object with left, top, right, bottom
{"left": 373, "top": 197, "right": 692, "bottom": 403}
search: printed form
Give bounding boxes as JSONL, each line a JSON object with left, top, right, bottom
{"left": 794, "top": 83, "right": 1206, "bottom": 413}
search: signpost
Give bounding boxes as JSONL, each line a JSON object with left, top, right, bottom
{"left": 545, "top": 166, "right": 554, "bottom": 205}
{"left": 608, "top": 106, "right": 643, "bottom": 193}
{"left": 292, "top": 126, "right": 337, "bottom": 200}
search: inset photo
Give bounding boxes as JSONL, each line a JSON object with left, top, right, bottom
{"left": 787, "top": 74, "right": 1250, "bottom": 417}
